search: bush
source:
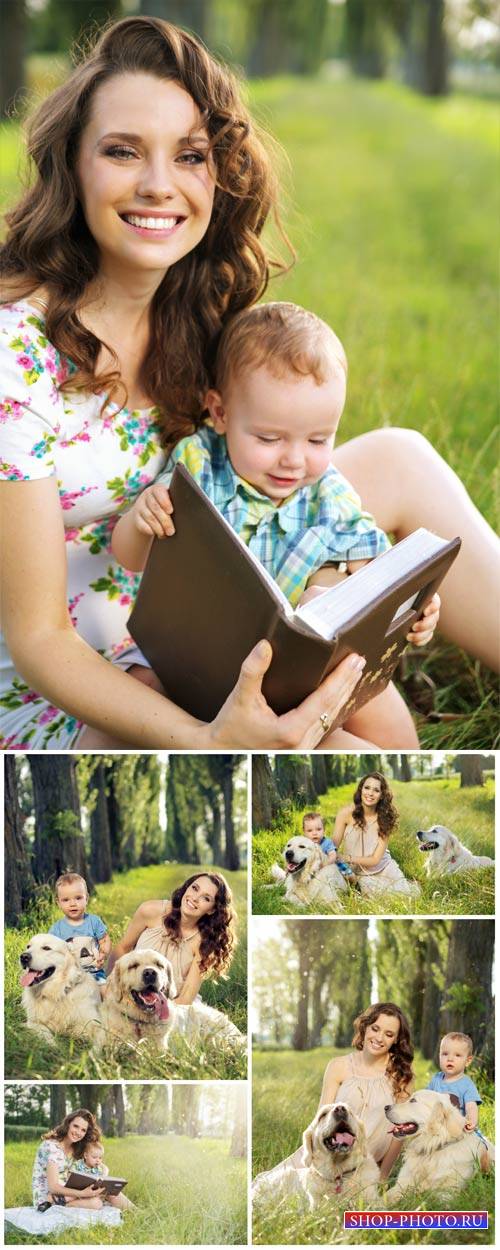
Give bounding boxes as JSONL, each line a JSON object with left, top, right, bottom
{"left": 5, "top": 1125, "right": 45, "bottom": 1141}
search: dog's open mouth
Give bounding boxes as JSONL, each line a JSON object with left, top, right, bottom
{"left": 131, "top": 988, "right": 170, "bottom": 1020}
{"left": 20, "top": 966, "right": 55, "bottom": 988}
{"left": 416, "top": 833, "right": 439, "bottom": 851}
{"left": 387, "top": 1120, "right": 419, "bottom": 1138}
{"left": 286, "top": 858, "right": 306, "bottom": 874}
{"left": 323, "top": 1126, "right": 356, "bottom": 1152}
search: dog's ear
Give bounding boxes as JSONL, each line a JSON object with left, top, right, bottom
{"left": 302, "top": 1121, "right": 316, "bottom": 1167}
{"left": 107, "top": 959, "right": 124, "bottom": 1002}
{"left": 440, "top": 1096, "right": 466, "bottom": 1140}
{"left": 167, "top": 963, "right": 177, "bottom": 1000}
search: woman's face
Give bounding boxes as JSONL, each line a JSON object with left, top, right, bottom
{"left": 180, "top": 875, "right": 218, "bottom": 921}
{"left": 66, "top": 1116, "right": 89, "bottom": 1144}
{"left": 364, "top": 1013, "right": 400, "bottom": 1057}
{"left": 361, "top": 776, "right": 382, "bottom": 807}
{"left": 76, "top": 72, "right": 216, "bottom": 282}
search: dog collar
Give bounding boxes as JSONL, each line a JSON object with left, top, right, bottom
{"left": 122, "top": 996, "right": 166, "bottom": 1037}
{"left": 310, "top": 1163, "right": 357, "bottom": 1193}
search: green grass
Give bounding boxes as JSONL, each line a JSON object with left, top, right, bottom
{"left": 252, "top": 1048, "right": 494, "bottom": 1244}
{"left": 1, "top": 70, "right": 498, "bottom": 745}
{"left": 252, "top": 776, "right": 495, "bottom": 915}
{"left": 5, "top": 863, "right": 247, "bottom": 1080}
{"left": 4, "top": 1134, "right": 246, "bottom": 1244}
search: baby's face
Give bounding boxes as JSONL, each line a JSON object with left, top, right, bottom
{"left": 56, "top": 880, "right": 88, "bottom": 921}
{"left": 211, "top": 363, "right": 345, "bottom": 501}
{"left": 439, "top": 1039, "right": 471, "bottom": 1078}
{"left": 303, "top": 818, "right": 324, "bottom": 843}
{"left": 84, "top": 1147, "right": 104, "bottom": 1168}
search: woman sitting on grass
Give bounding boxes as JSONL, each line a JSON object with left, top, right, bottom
{"left": 109, "top": 871, "right": 243, "bottom": 1041}
{"left": 254, "top": 1002, "right": 414, "bottom": 1188}
{"left": 32, "top": 1110, "right": 107, "bottom": 1213}
{"left": 333, "top": 772, "right": 419, "bottom": 897}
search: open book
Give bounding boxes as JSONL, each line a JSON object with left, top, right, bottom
{"left": 65, "top": 1171, "right": 127, "bottom": 1197}
{"left": 128, "top": 464, "right": 461, "bottom": 725}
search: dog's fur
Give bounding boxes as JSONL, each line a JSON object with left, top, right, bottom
{"left": 416, "top": 826, "right": 494, "bottom": 875}
{"left": 271, "top": 837, "right": 347, "bottom": 908}
{"left": 253, "top": 1102, "right": 379, "bottom": 1212}
{"left": 20, "top": 934, "right": 102, "bottom": 1044}
{"left": 100, "top": 949, "right": 176, "bottom": 1048}
{"left": 385, "top": 1090, "right": 494, "bottom": 1205}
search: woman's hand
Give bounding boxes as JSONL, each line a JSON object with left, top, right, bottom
{"left": 204, "top": 641, "right": 366, "bottom": 749}
{"left": 406, "top": 593, "right": 441, "bottom": 646}
{"left": 81, "top": 1184, "right": 106, "bottom": 1198}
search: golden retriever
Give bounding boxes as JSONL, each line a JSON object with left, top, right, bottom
{"left": 416, "top": 826, "right": 494, "bottom": 875}
{"left": 253, "top": 1102, "right": 379, "bottom": 1211}
{"left": 20, "top": 934, "right": 102, "bottom": 1044}
{"left": 271, "top": 837, "right": 347, "bottom": 908}
{"left": 385, "top": 1090, "right": 494, "bottom": 1205}
{"left": 100, "top": 949, "right": 176, "bottom": 1048}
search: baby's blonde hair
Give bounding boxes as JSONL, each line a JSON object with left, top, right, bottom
{"left": 215, "top": 302, "right": 347, "bottom": 395}
{"left": 54, "top": 872, "right": 88, "bottom": 899}
{"left": 440, "top": 1031, "right": 474, "bottom": 1056}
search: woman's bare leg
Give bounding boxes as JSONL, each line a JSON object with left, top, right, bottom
{"left": 333, "top": 429, "right": 500, "bottom": 670}
{"left": 343, "top": 682, "right": 419, "bottom": 748}
{"left": 320, "top": 727, "right": 379, "bottom": 748}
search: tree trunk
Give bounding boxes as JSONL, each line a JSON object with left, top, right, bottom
{"left": 275, "top": 755, "right": 315, "bottom": 803}
{"left": 90, "top": 762, "right": 113, "bottom": 883}
{"left": 292, "top": 944, "right": 310, "bottom": 1050}
{"left": 114, "top": 1085, "right": 126, "bottom": 1137}
{"left": 309, "top": 970, "right": 328, "bottom": 1048}
{"left": 230, "top": 1116, "right": 247, "bottom": 1157}
{"left": 311, "top": 754, "right": 328, "bottom": 798}
{"left": 100, "top": 1088, "right": 114, "bottom": 1136}
{"left": 106, "top": 760, "right": 124, "bottom": 871}
{"left": 251, "top": 756, "right": 281, "bottom": 829}
{"left": 388, "top": 755, "right": 401, "bottom": 780}
{"left": 0, "top": 0, "right": 26, "bottom": 119}
{"left": 419, "top": 928, "right": 442, "bottom": 1060}
{"left": 403, "top": 0, "right": 448, "bottom": 96}
{"left": 221, "top": 761, "right": 239, "bottom": 870}
{"left": 30, "top": 756, "right": 88, "bottom": 884}
{"left": 50, "top": 1085, "right": 67, "bottom": 1126}
{"left": 456, "top": 755, "right": 485, "bottom": 787}
{"left": 400, "top": 755, "right": 412, "bottom": 782}
{"left": 4, "top": 756, "right": 36, "bottom": 925}
{"left": 75, "top": 1085, "right": 100, "bottom": 1116}
{"left": 441, "top": 921, "right": 494, "bottom": 1053}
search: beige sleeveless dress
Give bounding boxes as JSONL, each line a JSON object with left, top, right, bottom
{"left": 136, "top": 904, "right": 244, "bottom": 1045}
{"left": 254, "top": 1052, "right": 397, "bottom": 1188}
{"left": 340, "top": 818, "right": 419, "bottom": 896}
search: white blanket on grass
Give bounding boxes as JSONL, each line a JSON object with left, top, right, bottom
{"left": 5, "top": 1205, "right": 121, "bottom": 1235}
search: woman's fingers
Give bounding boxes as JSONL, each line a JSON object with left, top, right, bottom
{"left": 280, "top": 653, "right": 366, "bottom": 748}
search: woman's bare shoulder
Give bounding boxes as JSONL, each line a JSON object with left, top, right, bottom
{"left": 134, "top": 899, "right": 165, "bottom": 925}
{"left": 338, "top": 803, "right": 354, "bottom": 819}
{"left": 324, "top": 1052, "right": 350, "bottom": 1080}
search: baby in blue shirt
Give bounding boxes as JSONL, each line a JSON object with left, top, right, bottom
{"left": 302, "top": 812, "right": 354, "bottom": 878}
{"left": 427, "top": 1031, "right": 486, "bottom": 1142}
{"left": 49, "top": 873, "right": 110, "bottom": 982}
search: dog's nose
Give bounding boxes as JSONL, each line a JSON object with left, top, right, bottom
{"left": 20, "top": 952, "right": 31, "bottom": 967}
{"left": 142, "top": 967, "right": 158, "bottom": 985}
{"left": 384, "top": 1105, "right": 392, "bottom": 1112}
{"left": 285, "top": 850, "right": 294, "bottom": 862}
{"left": 335, "top": 1105, "right": 347, "bottom": 1118}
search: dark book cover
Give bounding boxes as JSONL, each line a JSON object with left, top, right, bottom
{"left": 66, "top": 1171, "right": 127, "bottom": 1196}
{"left": 128, "top": 464, "right": 460, "bottom": 726}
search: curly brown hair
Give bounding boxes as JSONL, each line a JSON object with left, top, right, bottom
{"left": 352, "top": 772, "right": 398, "bottom": 839}
{"left": 352, "top": 1002, "right": 414, "bottom": 1100}
{"left": 44, "top": 1109, "right": 101, "bottom": 1160}
{"left": 163, "top": 871, "right": 236, "bottom": 977}
{"left": 1, "top": 15, "right": 292, "bottom": 449}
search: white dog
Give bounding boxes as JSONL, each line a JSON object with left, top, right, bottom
{"left": 100, "top": 949, "right": 176, "bottom": 1048}
{"left": 253, "top": 1102, "right": 379, "bottom": 1211}
{"left": 20, "top": 934, "right": 102, "bottom": 1044}
{"left": 416, "top": 826, "right": 494, "bottom": 875}
{"left": 385, "top": 1090, "right": 494, "bottom": 1205}
{"left": 271, "top": 837, "right": 347, "bottom": 908}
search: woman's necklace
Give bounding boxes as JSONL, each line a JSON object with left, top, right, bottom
{"left": 363, "top": 812, "right": 378, "bottom": 826}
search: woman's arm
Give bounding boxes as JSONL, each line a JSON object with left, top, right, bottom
{"left": 344, "top": 835, "right": 388, "bottom": 869}
{"left": 107, "top": 900, "right": 164, "bottom": 970}
{"left": 174, "top": 942, "right": 204, "bottom": 1005}
{"left": 45, "top": 1161, "right": 103, "bottom": 1200}
{"left": 1, "top": 480, "right": 366, "bottom": 749}
{"left": 318, "top": 1055, "right": 348, "bottom": 1109}
{"left": 332, "top": 805, "right": 352, "bottom": 848}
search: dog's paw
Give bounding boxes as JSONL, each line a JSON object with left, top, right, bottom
{"left": 270, "top": 864, "right": 287, "bottom": 883}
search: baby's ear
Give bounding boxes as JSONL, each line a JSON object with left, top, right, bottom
{"left": 205, "top": 389, "right": 227, "bottom": 433}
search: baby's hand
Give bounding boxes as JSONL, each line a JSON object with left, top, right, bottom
{"left": 132, "top": 484, "right": 175, "bottom": 539}
{"left": 94, "top": 950, "right": 105, "bottom": 969}
{"left": 406, "top": 593, "right": 441, "bottom": 646}
{"left": 464, "top": 1119, "right": 475, "bottom": 1132}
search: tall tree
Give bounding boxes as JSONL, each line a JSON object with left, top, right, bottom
{"left": 311, "top": 754, "right": 328, "bottom": 798}
{"left": 275, "top": 755, "right": 315, "bottom": 804}
{"left": 400, "top": 755, "right": 413, "bottom": 781}
{"left": 455, "top": 756, "right": 485, "bottom": 787}
{"left": 252, "top": 755, "right": 281, "bottom": 829}
{"left": 5, "top": 756, "right": 36, "bottom": 925}
{"left": 1, "top": 0, "right": 27, "bottom": 119}
{"left": 441, "top": 921, "right": 494, "bottom": 1053}
{"left": 89, "top": 761, "right": 113, "bottom": 883}
{"left": 402, "top": 0, "right": 448, "bottom": 96}
{"left": 30, "top": 756, "right": 88, "bottom": 884}
{"left": 208, "top": 757, "right": 240, "bottom": 870}
{"left": 419, "top": 925, "right": 446, "bottom": 1060}
{"left": 50, "top": 1086, "right": 67, "bottom": 1126}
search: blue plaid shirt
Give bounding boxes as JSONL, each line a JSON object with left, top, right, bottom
{"left": 158, "top": 427, "right": 390, "bottom": 607}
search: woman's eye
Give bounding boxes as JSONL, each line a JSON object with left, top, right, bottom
{"left": 104, "top": 145, "right": 137, "bottom": 160}
{"left": 177, "top": 150, "right": 206, "bottom": 165}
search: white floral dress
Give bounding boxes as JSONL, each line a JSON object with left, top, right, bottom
{"left": 0, "top": 302, "right": 166, "bottom": 748}
{"left": 32, "top": 1139, "right": 71, "bottom": 1206}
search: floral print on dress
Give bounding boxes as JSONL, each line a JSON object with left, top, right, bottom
{"left": 32, "top": 1140, "right": 71, "bottom": 1207}
{"left": 0, "top": 301, "right": 166, "bottom": 749}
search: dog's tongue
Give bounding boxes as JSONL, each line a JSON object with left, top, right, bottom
{"left": 155, "top": 991, "right": 170, "bottom": 1021}
{"left": 20, "top": 970, "right": 38, "bottom": 987}
{"left": 335, "top": 1131, "right": 355, "bottom": 1147}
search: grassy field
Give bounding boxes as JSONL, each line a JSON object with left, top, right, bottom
{"left": 252, "top": 775, "right": 495, "bottom": 915}
{"left": 252, "top": 1047, "right": 494, "bottom": 1245}
{"left": 4, "top": 1133, "right": 246, "bottom": 1245}
{"left": 5, "top": 863, "right": 247, "bottom": 1080}
{"left": 0, "top": 69, "right": 498, "bottom": 745}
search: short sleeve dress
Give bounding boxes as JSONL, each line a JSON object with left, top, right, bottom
{"left": 0, "top": 302, "right": 166, "bottom": 749}
{"left": 32, "top": 1139, "right": 71, "bottom": 1207}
